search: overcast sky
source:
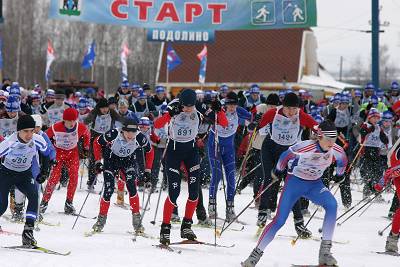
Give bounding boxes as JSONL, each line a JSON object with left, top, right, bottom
{"left": 312, "top": 0, "right": 400, "bottom": 76}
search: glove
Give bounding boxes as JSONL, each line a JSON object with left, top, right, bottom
{"left": 254, "top": 113, "right": 263, "bottom": 123}
{"left": 167, "top": 103, "right": 181, "bottom": 117}
{"left": 143, "top": 170, "right": 152, "bottom": 188}
{"left": 333, "top": 175, "right": 345, "bottom": 184}
{"left": 211, "top": 100, "right": 222, "bottom": 112}
{"left": 248, "top": 122, "right": 257, "bottom": 131}
{"left": 36, "top": 170, "right": 50, "bottom": 184}
{"left": 80, "top": 149, "right": 89, "bottom": 159}
{"left": 95, "top": 161, "right": 104, "bottom": 174}
{"left": 49, "top": 159, "right": 57, "bottom": 167}
{"left": 374, "top": 183, "right": 384, "bottom": 192}
{"left": 366, "top": 103, "right": 373, "bottom": 111}
{"left": 271, "top": 168, "right": 283, "bottom": 181}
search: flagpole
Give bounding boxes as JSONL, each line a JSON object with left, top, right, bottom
{"left": 91, "top": 64, "right": 95, "bottom": 82}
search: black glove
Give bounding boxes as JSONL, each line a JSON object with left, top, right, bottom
{"left": 271, "top": 168, "right": 283, "bottom": 181}
{"left": 80, "top": 149, "right": 89, "bottom": 159}
{"left": 333, "top": 175, "right": 345, "bottom": 184}
{"left": 143, "top": 171, "right": 152, "bottom": 184}
{"left": 167, "top": 103, "right": 181, "bottom": 117}
{"left": 254, "top": 113, "right": 263, "bottom": 123}
{"left": 36, "top": 169, "right": 50, "bottom": 184}
{"left": 95, "top": 161, "right": 104, "bottom": 174}
{"left": 211, "top": 100, "right": 222, "bottom": 112}
{"left": 248, "top": 122, "right": 257, "bottom": 131}
{"left": 49, "top": 159, "right": 57, "bottom": 167}
{"left": 366, "top": 103, "right": 373, "bottom": 111}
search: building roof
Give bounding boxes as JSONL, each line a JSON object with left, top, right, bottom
{"left": 157, "top": 29, "right": 306, "bottom": 85}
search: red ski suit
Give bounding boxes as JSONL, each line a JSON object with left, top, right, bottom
{"left": 43, "top": 122, "right": 90, "bottom": 203}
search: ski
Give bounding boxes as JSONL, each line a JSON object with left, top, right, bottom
{"left": 278, "top": 235, "right": 349, "bottom": 245}
{"left": 375, "top": 251, "right": 400, "bottom": 257}
{"left": 57, "top": 212, "right": 92, "bottom": 219}
{"left": 3, "top": 215, "right": 60, "bottom": 227}
{"left": 217, "top": 217, "right": 248, "bottom": 225}
{"left": 84, "top": 230, "right": 101, "bottom": 237}
{"left": 194, "top": 223, "right": 245, "bottom": 232}
{"left": 127, "top": 231, "right": 157, "bottom": 240}
{"left": 291, "top": 265, "right": 339, "bottom": 267}
{"left": 113, "top": 203, "right": 130, "bottom": 210}
{"left": 169, "top": 239, "right": 235, "bottom": 248}
{"left": 152, "top": 244, "right": 182, "bottom": 254}
{"left": 3, "top": 245, "right": 71, "bottom": 256}
{"left": 255, "top": 226, "right": 264, "bottom": 239}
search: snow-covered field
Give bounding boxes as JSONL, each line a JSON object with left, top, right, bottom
{"left": 0, "top": 175, "right": 398, "bottom": 267}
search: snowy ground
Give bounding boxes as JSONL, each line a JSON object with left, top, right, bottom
{"left": 0, "top": 174, "right": 399, "bottom": 267}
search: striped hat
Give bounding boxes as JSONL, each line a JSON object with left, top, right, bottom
{"left": 5, "top": 96, "right": 21, "bottom": 112}
{"left": 318, "top": 120, "right": 337, "bottom": 139}
{"left": 367, "top": 108, "right": 381, "bottom": 119}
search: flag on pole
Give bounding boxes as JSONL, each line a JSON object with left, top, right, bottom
{"left": 166, "top": 44, "right": 182, "bottom": 72}
{"left": 197, "top": 45, "right": 207, "bottom": 84}
{"left": 45, "top": 40, "right": 55, "bottom": 82}
{"left": 81, "top": 40, "right": 96, "bottom": 70}
{"left": 0, "top": 38, "right": 3, "bottom": 70}
{"left": 120, "top": 43, "right": 130, "bottom": 80}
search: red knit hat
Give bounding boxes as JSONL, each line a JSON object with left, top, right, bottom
{"left": 63, "top": 108, "right": 79, "bottom": 121}
{"left": 392, "top": 100, "right": 400, "bottom": 115}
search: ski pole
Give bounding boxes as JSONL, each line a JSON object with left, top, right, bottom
{"left": 216, "top": 175, "right": 279, "bottom": 237}
{"left": 79, "top": 159, "right": 86, "bottom": 190}
{"left": 213, "top": 113, "right": 218, "bottom": 247}
{"left": 132, "top": 184, "right": 153, "bottom": 242}
{"left": 292, "top": 184, "right": 339, "bottom": 246}
{"left": 234, "top": 128, "right": 258, "bottom": 194}
{"left": 235, "top": 163, "right": 261, "bottom": 194}
{"left": 150, "top": 143, "right": 169, "bottom": 225}
{"left": 337, "top": 186, "right": 390, "bottom": 227}
{"left": 378, "top": 222, "right": 393, "bottom": 236}
{"left": 358, "top": 200, "right": 374, "bottom": 217}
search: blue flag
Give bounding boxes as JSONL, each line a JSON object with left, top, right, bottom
{"left": 166, "top": 44, "right": 182, "bottom": 72}
{"left": 82, "top": 41, "right": 96, "bottom": 69}
{"left": 0, "top": 38, "right": 3, "bottom": 70}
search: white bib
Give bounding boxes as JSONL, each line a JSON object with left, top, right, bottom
{"left": 169, "top": 110, "right": 199, "bottom": 143}
{"left": 335, "top": 109, "right": 350, "bottom": 128}
{"left": 47, "top": 107, "right": 64, "bottom": 125}
{"left": 93, "top": 113, "right": 112, "bottom": 134}
{"left": 364, "top": 125, "right": 381, "bottom": 148}
{"left": 216, "top": 111, "right": 238, "bottom": 138}
{"left": 291, "top": 150, "right": 333, "bottom": 180}
{"left": 271, "top": 108, "right": 300, "bottom": 146}
{"left": 3, "top": 137, "right": 37, "bottom": 172}
{"left": 0, "top": 117, "right": 18, "bottom": 137}
{"left": 110, "top": 132, "right": 138, "bottom": 157}
{"left": 53, "top": 125, "right": 79, "bottom": 150}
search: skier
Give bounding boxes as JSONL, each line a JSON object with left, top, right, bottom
{"left": 242, "top": 120, "right": 347, "bottom": 267}
{"left": 208, "top": 91, "right": 252, "bottom": 222}
{"left": 91, "top": 118, "right": 154, "bottom": 233}
{"left": 154, "top": 88, "right": 228, "bottom": 245}
{"left": 151, "top": 86, "right": 170, "bottom": 111}
{"left": 84, "top": 98, "right": 122, "bottom": 190}
{"left": 255, "top": 93, "right": 317, "bottom": 237}
{"left": 40, "top": 108, "right": 90, "bottom": 217}
{"left": 0, "top": 115, "right": 51, "bottom": 246}
{"left": 12, "top": 115, "right": 56, "bottom": 222}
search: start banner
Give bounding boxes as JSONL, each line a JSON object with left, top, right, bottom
{"left": 49, "top": 0, "right": 317, "bottom": 31}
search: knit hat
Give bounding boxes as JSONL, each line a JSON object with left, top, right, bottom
{"left": 78, "top": 98, "right": 89, "bottom": 109}
{"left": 179, "top": 89, "right": 197, "bottom": 107}
{"left": 354, "top": 90, "right": 362, "bottom": 97}
{"left": 96, "top": 98, "right": 109, "bottom": 109}
{"left": 31, "top": 114, "right": 43, "bottom": 128}
{"left": 282, "top": 93, "right": 299, "bottom": 107}
{"left": 122, "top": 118, "right": 138, "bottom": 132}
{"left": 219, "top": 84, "right": 229, "bottom": 93}
{"left": 155, "top": 86, "right": 166, "bottom": 94}
{"left": 391, "top": 81, "right": 399, "bottom": 91}
{"left": 266, "top": 93, "right": 280, "bottom": 106}
{"left": 367, "top": 108, "right": 381, "bottom": 119}
{"left": 317, "top": 120, "right": 337, "bottom": 139}
{"left": 46, "top": 89, "right": 55, "bottom": 97}
{"left": 137, "top": 89, "right": 147, "bottom": 100}
{"left": 392, "top": 100, "right": 400, "bottom": 115}
{"left": 17, "top": 115, "right": 36, "bottom": 131}
{"left": 118, "top": 98, "right": 129, "bottom": 107}
{"left": 5, "top": 96, "right": 21, "bottom": 112}
{"left": 365, "top": 82, "right": 375, "bottom": 91}
{"left": 225, "top": 92, "right": 238, "bottom": 105}
{"left": 249, "top": 84, "right": 260, "bottom": 94}
{"left": 138, "top": 117, "right": 151, "bottom": 126}
{"left": 382, "top": 111, "right": 393, "bottom": 121}
{"left": 63, "top": 108, "right": 79, "bottom": 121}
{"left": 9, "top": 82, "right": 21, "bottom": 97}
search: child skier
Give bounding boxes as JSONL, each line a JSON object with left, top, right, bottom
{"left": 242, "top": 120, "right": 347, "bottom": 266}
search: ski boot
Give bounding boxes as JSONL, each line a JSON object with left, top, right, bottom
{"left": 132, "top": 213, "right": 145, "bottom": 233}
{"left": 160, "top": 223, "right": 171, "bottom": 245}
{"left": 116, "top": 190, "right": 125, "bottom": 206}
{"left": 241, "top": 247, "right": 264, "bottom": 267}
{"left": 180, "top": 218, "right": 197, "bottom": 240}
{"left": 38, "top": 200, "right": 48, "bottom": 222}
{"left": 208, "top": 198, "right": 217, "bottom": 219}
{"left": 198, "top": 217, "right": 213, "bottom": 227}
{"left": 319, "top": 240, "right": 337, "bottom": 266}
{"left": 257, "top": 209, "right": 271, "bottom": 227}
{"left": 226, "top": 201, "right": 236, "bottom": 223}
{"left": 92, "top": 215, "right": 107, "bottom": 232}
{"left": 385, "top": 232, "right": 399, "bottom": 253}
{"left": 295, "top": 221, "right": 312, "bottom": 239}
{"left": 388, "top": 211, "right": 394, "bottom": 219}
{"left": 87, "top": 183, "right": 95, "bottom": 193}
{"left": 64, "top": 200, "right": 76, "bottom": 215}
{"left": 196, "top": 207, "right": 213, "bottom": 226}
{"left": 12, "top": 202, "right": 24, "bottom": 222}
{"left": 22, "top": 222, "right": 37, "bottom": 247}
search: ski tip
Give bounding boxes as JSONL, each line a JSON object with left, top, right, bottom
{"left": 290, "top": 240, "right": 297, "bottom": 246}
